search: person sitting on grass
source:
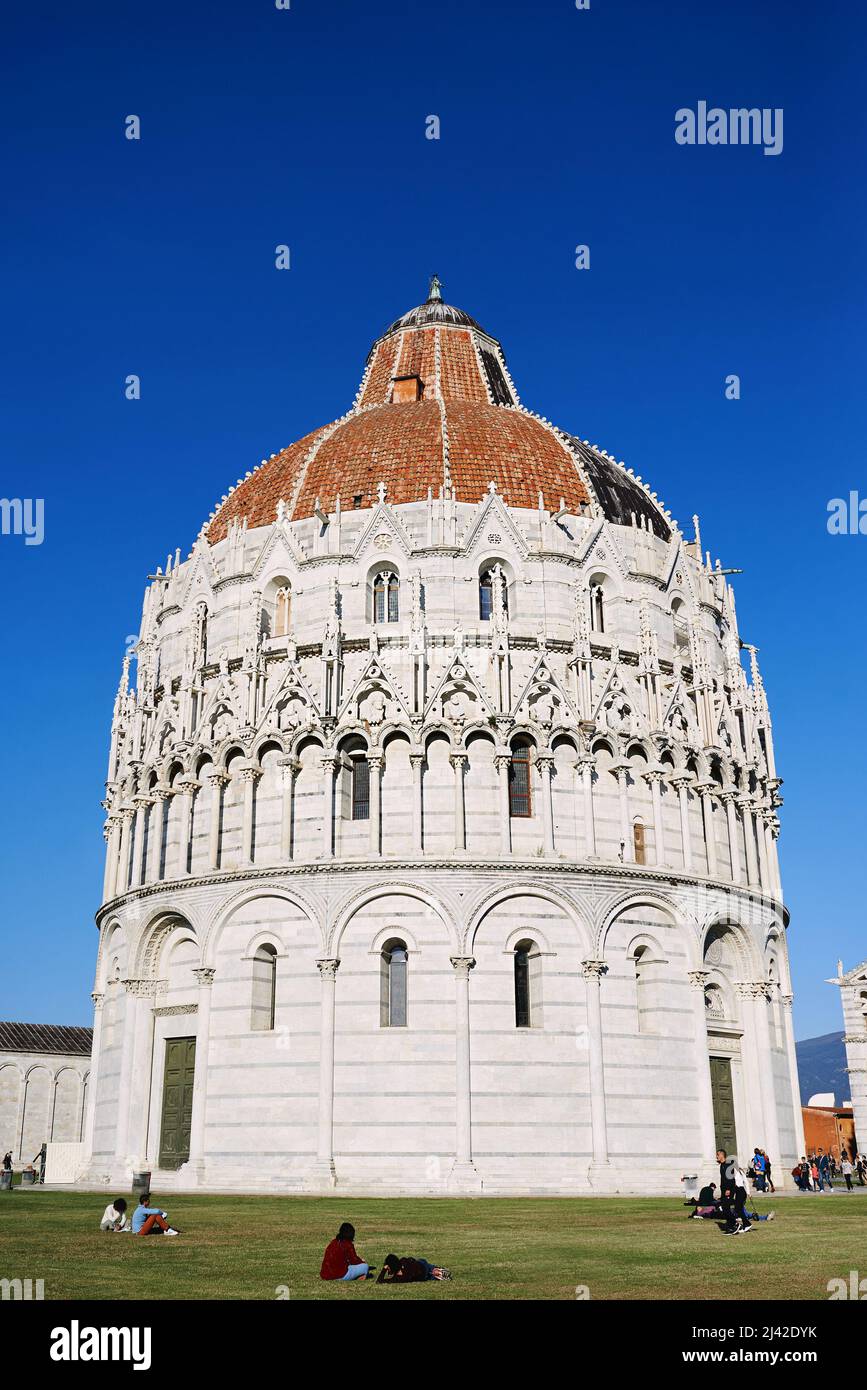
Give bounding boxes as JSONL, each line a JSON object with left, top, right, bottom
{"left": 688, "top": 1182, "right": 721, "bottom": 1218}
{"left": 376, "top": 1253, "right": 452, "bottom": 1283}
{"left": 131, "top": 1192, "right": 180, "bottom": 1236}
{"left": 319, "top": 1222, "right": 373, "bottom": 1281}
{"left": 100, "top": 1197, "right": 129, "bottom": 1231}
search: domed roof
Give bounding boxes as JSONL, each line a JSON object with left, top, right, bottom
{"left": 379, "top": 274, "right": 489, "bottom": 338}
{"left": 206, "top": 281, "right": 674, "bottom": 544}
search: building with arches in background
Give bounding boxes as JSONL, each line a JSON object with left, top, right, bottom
{"left": 84, "top": 280, "right": 803, "bottom": 1193}
{"left": 0, "top": 1023, "right": 92, "bottom": 1167}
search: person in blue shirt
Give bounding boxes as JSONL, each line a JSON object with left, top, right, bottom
{"left": 131, "top": 1192, "right": 181, "bottom": 1236}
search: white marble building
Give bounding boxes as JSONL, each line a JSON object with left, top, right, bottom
{"left": 0, "top": 1023, "right": 92, "bottom": 1163}
{"left": 83, "top": 281, "right": 803, "bottom": 1193}
{"left": 832, "top": 961, "right": 867, "bottom": 1154}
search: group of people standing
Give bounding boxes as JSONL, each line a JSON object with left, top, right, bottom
{"left": 792, "top": 1149, "right": 866, "bottom": 1192}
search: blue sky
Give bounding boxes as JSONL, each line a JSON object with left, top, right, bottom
{"left": 1, "top": 0, "right": 864, "bottom": 1038}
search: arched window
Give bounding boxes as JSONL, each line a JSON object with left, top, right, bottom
{"left": 274, "top": 586, "right": 292, "bottom": 637}
{"left": 251, "top": 943, "right": 277, "bottom": 1031}
{"left": 351, "top": 755, "right": 370, "bottom": 820}
{"left": 381, "top": 939, "right": 408, "bottom": 1027}
{"left": 590, "top": 584, "right": 605, "bottom": 633}
{"left": 479, "top": 570, "right": 493, "bottom": 621}
{"left": 671, "top": 597, "right": 689, "bottom": 652}
{"left": 633, "top": 819, "right": 646, "bottom": 865}
{"left": 514, "top": 942, "right": 531, "bottom": 1027}
{"left": 479, "top": 566, "right": 508, "bottom": 621}
{"left": 508, "top": 743, "right": 532, "bottom": 817}
{"left": 373, "top": 571, "right": 399, "bottom": 623}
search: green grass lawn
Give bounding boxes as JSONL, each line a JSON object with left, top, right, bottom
{"left": 0, "top": 1190, "right": 864, "bottom": 1300}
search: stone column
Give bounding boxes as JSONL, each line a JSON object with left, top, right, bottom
{"left": 320, "top": 755, "right": 337, "bottom": 860}
{"left": 695, "top": 783, "right": 718, "bottom": 878}
{"left": 410, "top": 751, "right": 425, "bottom": 854}
{"left": 740, "top": 797, "right": 760, "bottom": 886}
{"left": 206, "top": 770, "right": 228, "bottom": 871}
{"left": 780, "top": 992, "right": 806, "bottom": 1159}
{"left": 313, "top": 958, "right": 339, "bottom": 1185}
{"left": 495, "top": 752, "right": 512, "bottom": 856}
{"left": 115, "top": 979, "right": 153, "bottom": 1164}
{"left": 368, "top": 753, "right": 383, "bottom": 857}
{"left": 645, "top": 768, "right": 665, "bottom": 866}
{"left": 756, "top": 811, "right": 771, "bottom": 892}
{"left": 185, "top": 968, "right": 216, "bottom": 1178}
{"left": 740, "top": 981, "right": 782, "bottom": 1170}
{"left": 103, "top": 817, "right": 121, "bottom": 900}
{"left": 238, "top": 765, "right": 261, "bottom": 866}
{"left": 278, "top": 756, "right": 299, "bottom": 861}
{"left": 174, "top": 778, "right": 200, "bottom": 878}
{"left": 115, "top": 806, "right": 135, "bottom": 894}
{"left": 537, "top": 754, "right": 555, "bottom": 855}
{"left": 672, "top": 776, "right": 693, "bottom": 873}
{"left": 450, "top": 752, "right": 468, "bottom": 852}
{"left": 687, "top": 970, "right": 717, "bottom": 1161}
{"left": 449, "top": 956, "right": 479, "bottom": 1186}
{"left": 721, "top": 789, "right": 743, "bottom": 884}
{"left": 765, "top": 816, "right": 782, "bottom": 899}
{"left": 130, "top": 795, "right": 151, "bottom": 888}
{"left": 582, "top": 960, "right": 610, "bottom": 1171}
{"left": 147, "top": 785, "right": 170, "bottom": 883}
{"left": 82, "top": 992, "right": 104, "bottom": 1161}
{"left": 579, "top": 755, "right": 596, "bottom": 857}
{"left": 613, "top": 761, "right": 631, "bottom": 860}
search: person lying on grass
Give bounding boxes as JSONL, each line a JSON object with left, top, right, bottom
{"left": 319, "top": 1222, "right": 374, "bottom": 1280}
{"left": 100, "top": 1197, "right": 129, "bottom": 1231}
{"left": 376, "top": 1254, "right": 452, "bottom": 1283}
{"left": 131, "top": 1192, "right": 181, "bottom": 1236}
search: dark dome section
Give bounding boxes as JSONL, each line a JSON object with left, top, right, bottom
{"left": 566, "top": 435, "right": 672, "bottom": 541}
{"left": 379, "top": 274, "right": 491, "bottom": 341}
{"left": 382, "top": 301, "right": 485, "bottom": 337}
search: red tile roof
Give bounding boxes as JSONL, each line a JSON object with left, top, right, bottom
{"left": 204, "top": 294, "right": 673, "bottom": 541}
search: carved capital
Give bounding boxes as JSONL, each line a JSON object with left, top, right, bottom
{"left": 736, "top": 980, "right": 771, "bottom": 1001}
{"left": 449, "top": 752, "right": 469, "bottom": 769}
{"left": 91, "top": 991, "right": 105, "bottom": 1011}
{"left": 193, "top": 967, "right": 216, "bottom": 987}
{"left": 316, "top": 957, "right": 340, "bottom": 980}
{"left": 450, "top": 956, "right": 476, "bottom": 979}
{"left": 582, "top": 959, "right": 607, "bottom": 982}
{"left": 687, "top": 970, "right": 710, "bottom": 990}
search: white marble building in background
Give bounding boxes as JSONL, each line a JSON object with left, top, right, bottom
{"left": 831, "top": 961, "right": 867, "bottom": 1155}
{"left": 83, "top": 282, "right": 803, "bottom": 1193}
{"left": 0, "top": 1023, "right": 92, "bottom": 1163}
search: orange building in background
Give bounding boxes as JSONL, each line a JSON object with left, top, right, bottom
{"left": 801, "top": 1105, "right": 858, "bottom": 1160}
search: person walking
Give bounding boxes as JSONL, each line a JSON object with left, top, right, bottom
{"left": 818, "top": 1149, "right": 832, "bottom": 1192}
{"left": 762, "top": 1150, "right": 776, "bottom": 1194}
{"left": 841, "top": 1157, "right": 854, "bottom": 1191}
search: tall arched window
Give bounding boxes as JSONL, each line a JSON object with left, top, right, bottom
{"left": 671, "top": 597, "right": 689, "bottom": 652}
{"left": 374, "top": 571, "right": 400, "bottom": 623}
{"left": 590, "top": 584, "right": 605, "bottom": 633}
{"left": 479, "top": 567, "right": 508, "bottom": 621}
{"left": 351, "top": 755, "right": 370, "bottom": 820}
{"left": 251, "top": 943, "right": 277, "bottom": 1031}
{"left": 479, "top": 570, "right": 493, "bottom": 621}
{"left": 514, "top": 942, "right": 532, "bottom": 1027}
{"left": 633, "top": 819, "right": 646, "bottom": 865}
{"left": 381, "top": 939, "right": 408, "bottom": 1027}
{"left": 274, "top": 586, "right": 292, "bottom": 637}
{"left": 509, "top": 743, "right": 532, "bottom": 817}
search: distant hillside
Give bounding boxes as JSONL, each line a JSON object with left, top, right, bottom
{"left": 796, "top": 1031, "right": 848, "bottom": 1105}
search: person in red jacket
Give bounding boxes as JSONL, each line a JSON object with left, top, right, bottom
{"left": 319, "top": 1222, "right": 372, "bottom": 1281}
